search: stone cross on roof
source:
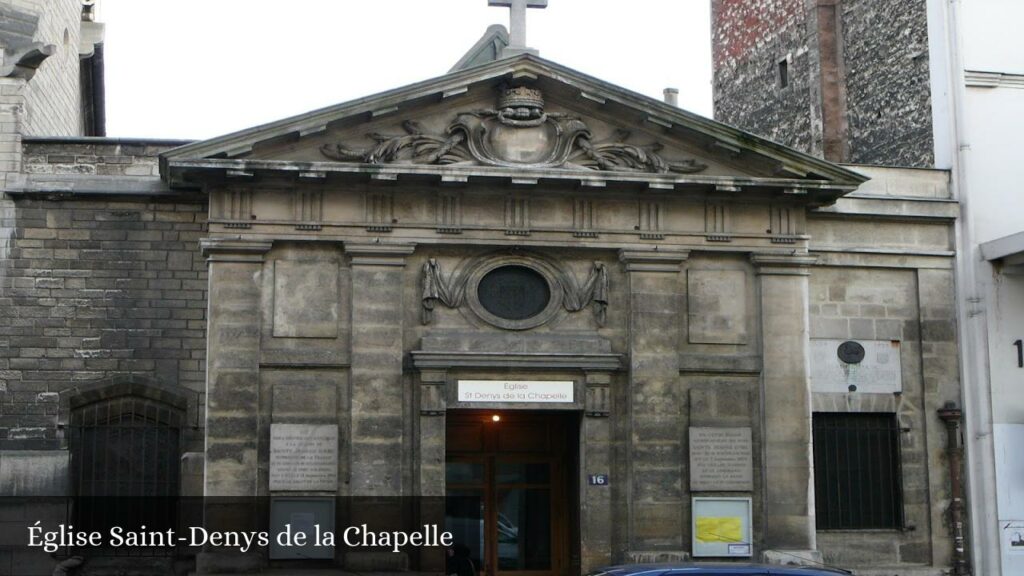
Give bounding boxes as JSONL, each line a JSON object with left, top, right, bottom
{"left": 488, "top": 0, "right": 547, "bottom": 57}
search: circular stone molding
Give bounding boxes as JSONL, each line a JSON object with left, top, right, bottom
{"left": 465, "top": 256, "right": 564, "bottom": 330}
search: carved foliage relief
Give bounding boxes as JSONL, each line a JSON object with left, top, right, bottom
{"left": 321, "top": 86, "right": 707, "bottom": 175}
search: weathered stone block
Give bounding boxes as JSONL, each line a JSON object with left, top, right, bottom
{"left": 270, "top": 379, "right": 338, "bottom": 421}
{"left": 687, "top": 269, "right": 748, "bottom": 344}
{"left": 272, "top": 260, "right": 339, "bottom": 338}
{"left": 0, "top": 450, "right": 68, "bottom": 496}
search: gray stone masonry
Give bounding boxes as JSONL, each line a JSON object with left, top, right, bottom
{"left": 620, "top": 250, "right": 688, "bottom": 552}
{"left": 0, "top": 140, "right": 206, "bottom": 450}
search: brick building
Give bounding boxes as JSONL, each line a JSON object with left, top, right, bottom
{"left": 1, "top": 2, "right": 965, "bottom": 575}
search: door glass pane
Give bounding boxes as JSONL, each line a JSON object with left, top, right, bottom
{"left": 496, "top": 489, "right": 551, "bottom": 571}
{"left": 445, "top": 489, "right": 484, "bottom": 572}
{"left": 496, "top": 462, "right": 550, "bottom": 484}
{"left": 447, "top": 461, "right": 484, "bottom": 484}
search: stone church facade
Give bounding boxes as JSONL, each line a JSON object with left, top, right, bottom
{"left": 2, "top": 5, "right": 963, "bottom": 576}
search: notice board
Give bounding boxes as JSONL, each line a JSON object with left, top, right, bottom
{"left": 692, "top": 497, "right": 753, "bottom": 558}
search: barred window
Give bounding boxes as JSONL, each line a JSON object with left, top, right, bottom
{"left": 70, "top": 395, "right": 183, "bottom": 556}
{"left": 813, "top": 413, "right": 904, "bottom": 530}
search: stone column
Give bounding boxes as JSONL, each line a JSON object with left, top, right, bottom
{"left": 346, "top": 243, "right": 415, "bottom": 496}
{"left": 416, "top": 368, "right": 447, "bottom": 573}
{"left": 581, "top": 370, "right": 614, "bottom": 571}
{"left": 198, "top": 239, "right": 271, "bottom": 574}
{"left": 619, "top": 249, "right": 689, "bottom": 555}
{"left": 417, "top": 369, "right": 447, "bottom": 498}
{"left": 750, "top": 253, "right": 819, "bottom": 562}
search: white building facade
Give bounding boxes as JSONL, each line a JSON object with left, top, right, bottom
{"left": 927, "top": 0, "right": 1024, "bottom": 574}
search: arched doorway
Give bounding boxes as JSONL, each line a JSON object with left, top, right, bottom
{"left": 69, "top": 394, "right": 184, "bottom": 555}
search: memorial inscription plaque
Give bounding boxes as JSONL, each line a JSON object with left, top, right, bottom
{"left": 689, "top": 427, "right": 753, "bottom": 492}
{"left": 810, "top": 338, "right": 902, "bottom": 393}
{"left": 270, "top": 423, "right": 339, "bottom": 491}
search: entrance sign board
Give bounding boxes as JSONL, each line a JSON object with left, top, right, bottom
{"left": 810, "top": 339, "right": 902, "bottom": 393}
{"left": 689, "top": 427, "right": 753, "bottom": 491}
{"left": 270, "top": 424, "right": 339, "bottom": 491}
{"left": 692, "top": 497, "right": 753, "bottom": 558}
{"left": 457, "top": 380, "right": 574, "bottom": 403}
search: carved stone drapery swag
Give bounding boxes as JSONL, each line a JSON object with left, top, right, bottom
{"left": 421, "top": 258, "right": 468, "bottom": 324}
{"left": 322, "top": 86, "right": 706, "bottom": 175}
{"left": 561, "top": 261, "right": 608, "bottom": 325}
{"left": 421, "top": 256, "right": 609, "bottom": 327}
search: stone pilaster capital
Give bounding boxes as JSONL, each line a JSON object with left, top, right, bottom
{"left": 750, "top": 252, "right": 817, "bottom": 276}
{"left": 200, "top": 238, "right": 273, "bottom": 263}
{"left": 618, "top": 248, "right": 689, "bottom": 273}
{"left": 418, "top": 369, "right": 448, "bottom": 384}
{"left": 345, "top": 242, "right": 416, "bottom": 266}
{"left": 585, "top": 372, "right": 613, "bottom": 417}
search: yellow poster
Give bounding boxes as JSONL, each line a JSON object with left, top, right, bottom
{"left": 695, "top": 516, "right": 742, "bottom": 543}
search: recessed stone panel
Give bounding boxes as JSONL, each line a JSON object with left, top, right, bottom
{"left": 687, "top": 269, "right": 748, "bottom": 344}
{"left": 273, "top": 261, "right": 339, "bottom": 338}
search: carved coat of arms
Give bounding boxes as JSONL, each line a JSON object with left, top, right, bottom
{"left": 321, "top": 86, "right": 707, "bottom": 174}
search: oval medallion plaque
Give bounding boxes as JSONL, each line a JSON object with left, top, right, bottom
{"left": 837, "top": 340, "right": 866, "bottom": 364}
{"left": 477, "top": 265, "right": 551, "bottom": 321}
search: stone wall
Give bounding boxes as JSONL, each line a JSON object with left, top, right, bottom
{"left": 805, "top": 165, "right": 960, "bottom": 570}
{"left": 22, "top": 138, "right": 172, "bottom": 177}
{"left": 711, "top": 0, "right": 814, "bottom": 153}
{"left": 0, "top": 142, "right": 207, "bottom": 450}
{"left": 0, "top": 80, "right": 26, "bottom": 183}
{"left": 841, "top": 0, "right": 934, "bottom": 167}
{"left": 808, "top": 268, "right": 934, "bottom": 566}
{"left": 712, "top": 0, "right": 935, "bottom": 167}
{"left": 9, "top": 0, "right": 83, "bottom": 137}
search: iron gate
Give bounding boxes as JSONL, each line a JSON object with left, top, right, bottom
{"left": 69, "top": 396, "right": 183, "bottom": 556}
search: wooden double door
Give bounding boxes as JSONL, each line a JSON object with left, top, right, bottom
{"left": 445, "top": 411, "right": 577, "bottom": 576}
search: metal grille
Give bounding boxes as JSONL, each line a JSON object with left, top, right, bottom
{"left": 813, "top": 412, "right": 904, "bottom": 530}
{"left": 69, "top": 396, "right": 183, "bottom": 556}
{"left": 478, "top": 266, "right": 551, "bottom": 320}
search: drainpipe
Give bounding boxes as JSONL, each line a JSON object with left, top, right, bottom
{"left": 938, "top": 403, "right": 970, "bottom": 576}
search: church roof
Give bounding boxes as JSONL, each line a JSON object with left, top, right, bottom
{"left": 161, "top": 53, "right": 868, "bottom": 205}
{"left": 450, "top": 24, "right": 510, "bottom": 73}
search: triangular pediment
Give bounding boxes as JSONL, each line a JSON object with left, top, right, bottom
{"left": 161, "top": 55, "right": 866, "bottom": 202}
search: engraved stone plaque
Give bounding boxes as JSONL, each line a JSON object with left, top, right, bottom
{"left": 270, "top": 424, "right": 338, "bottom": 491}
{"left": 810, "top": 339, "right": 902, "bottom": 393}
{"left": 689, "top": 427, "right": 753, "bottom": 492}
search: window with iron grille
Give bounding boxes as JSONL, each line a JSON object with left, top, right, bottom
{"left": 813, "top": 412, "right": 904, "bottom": 530}
{"left": 70, "top": 396, "right": 183, "bottom": 556}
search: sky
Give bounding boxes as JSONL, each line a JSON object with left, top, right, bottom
{"left": 100, "top": 0, "right": 714, "bottom": 141}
